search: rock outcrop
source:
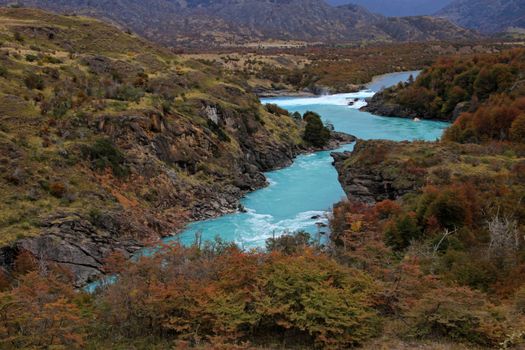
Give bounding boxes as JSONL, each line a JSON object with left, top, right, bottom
{"left": 332, "top": 140, "right": 426, "bottom": 204}
{"left": 0, "top": 213, "right": 140, "bottom": 287}
{"left": 361, "top": 94, "right": 421, "bottom": 120}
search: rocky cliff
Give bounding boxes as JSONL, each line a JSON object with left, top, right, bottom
{"left": 0, "top": 8, "right": 354, "bottom": 286}
{"left": 332, "top": 140, "right": 427, "bottom": 204}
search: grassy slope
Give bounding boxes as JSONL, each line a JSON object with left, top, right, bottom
{"left": 0, "top": 8, "right": 303, "bottom": 245}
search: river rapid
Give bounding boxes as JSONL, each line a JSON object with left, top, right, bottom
{"left": 167, "top": 71, "right": 448, "bottom": 248}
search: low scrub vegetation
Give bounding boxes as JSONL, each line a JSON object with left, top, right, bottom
{"left": 0, "top": 241, "right": 380, "bottom": 349}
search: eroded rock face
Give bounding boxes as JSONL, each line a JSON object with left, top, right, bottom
{"left": 1, "top": 213, "right": 141, "bottom": 287}
{"left": 332, "top": 140, "right": 424, "bottom": 204}
{"left": 361, "top": 94, "right": 420, "bottom": 120}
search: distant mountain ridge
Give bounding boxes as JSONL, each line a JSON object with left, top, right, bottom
{"left": 328, "top": 0, "right": 453, "bottom": 17}
{"left": 0, "top": 0, "right": 478, "bottom": 47}
{"left": 437, "top": 0, "right": 525, "bottom": 33}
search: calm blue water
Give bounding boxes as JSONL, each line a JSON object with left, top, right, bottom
{"left": 168, "top": 71, "right": 448, "bottom": 248}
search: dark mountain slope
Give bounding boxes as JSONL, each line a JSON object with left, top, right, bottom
{"left": 0, "top": 0, "right": 479, "bottom": 47}
{"left": 329, "top": 0, "right": 453, "bottom": 17}
{"left": 437, "top": 0, "right": 525, "bottom": 33}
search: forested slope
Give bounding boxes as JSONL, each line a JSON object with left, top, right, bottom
{"left": 365, "top": 49, "right": 525, "bottom": 124}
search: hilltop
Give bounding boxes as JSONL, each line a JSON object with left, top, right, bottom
{"left": 0, "top": 0, "right": 479, "bottom": 48}
{"left": 438, "top": 0, "right": 525, "bottom": 34}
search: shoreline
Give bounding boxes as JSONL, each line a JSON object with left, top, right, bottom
{"left": 255, "top": 70, "right": 421, "bottom": 99}
{"left": 171, "top": 130, "right": 357, "bottom": 236}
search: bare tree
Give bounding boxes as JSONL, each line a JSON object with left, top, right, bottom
{"left": 487, "top": 211, "right": 521, "bottom": 267}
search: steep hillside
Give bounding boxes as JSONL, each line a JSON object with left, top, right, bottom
{"left": 0, "top": 0, "right": 479, "bottom": 47}
{"left": 0, "top": 8, "right": 317, "bottom": 285}
{"left": 437, "top": 0, "right": 525, "bottom": 34}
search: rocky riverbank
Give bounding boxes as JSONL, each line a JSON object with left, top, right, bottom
{"left": 0, "top": 119, "right": 355, "bottom": 287}
{"left": 332, "top": 140, "right": 426, "bottom": 204}
{"left": 0, "top": 9, "right": 326, "bottom": 287}
{"left": 361, "top": 93, "right": 421, "bottom": 119}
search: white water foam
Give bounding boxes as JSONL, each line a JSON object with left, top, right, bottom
{"left": 236, "top": 209, "right": 329, "bottom": 247}
{"left": 262, "top": 91, "right": 375, "bottom": 108}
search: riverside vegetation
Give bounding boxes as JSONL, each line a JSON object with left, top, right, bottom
{"left": 184, "top": 42, "right": 510, "bottom": 95}
{"left": 0, "top": 8, "right": 354, "bottom": 287}
{"left": 0, "top": 7, "right": 525, "bottom": 350}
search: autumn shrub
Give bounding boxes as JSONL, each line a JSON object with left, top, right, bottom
{"left": 49, "top": 181, "right": 67, "bottom": 198}
{"left": 404, "top": 286, "right": 508, "bottom": 346}
{"left": 379, "top": 49, "right": 524, "bottom": 125}
{"left": 384, "top": 212, "right": 422, "bottom": 250}
{"left": 510, "top": 114, "right": 525, "bottom": 142}
{"left": 374, "top": 200, "right": 401, "bottom": 220}
{"left": 95, "top": 244, "right": 380, "bottom": 348}
{"left": 515, "top": 286, "right": 525, "bottom": 314}
{"left": 0, "top": 270, "right": 89, "bottom": 349}
{"left": 265, "top": 103, "right": 289, "bottom": 116}
{"left": 444, "top": 96, "right": 525, "bottom": 143}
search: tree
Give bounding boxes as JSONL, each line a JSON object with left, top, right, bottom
{"left": 303, "top": 111, "right": 330, "bottom": 148}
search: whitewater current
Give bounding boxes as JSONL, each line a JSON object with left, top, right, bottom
{"left": 167, "top": 71, "right": 448, "bottom": 249}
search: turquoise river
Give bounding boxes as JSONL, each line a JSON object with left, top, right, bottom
{"left": 168, "top": 71, "right": 449, "bottom": 248}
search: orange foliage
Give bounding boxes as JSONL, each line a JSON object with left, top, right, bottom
{"left": 0, "top": 270, "right": 88, "bottom": 349}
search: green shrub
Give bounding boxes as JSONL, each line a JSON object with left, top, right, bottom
{"left": 13, "top": 31, "right": 24, "bottom": 42}
{"left": 0, "top": 65, "right": 7, "bottom": 78}
{"left": 303, "top": 111, "right": 330, "bottom": 148}
{"left": 291, "top": 111, "right": 302, "bottom": 120}
{"left": 112, "top": 85, "right": 144, "bottom": 102}
{"left": 510, "top": 114, "right": 525, "bottom": 142}
{"left": 266, "top": 231, "right": 311, "bottom": 254}
{"left": 81, "top": 139, "right": 128, "bottom": 177}
{"left": 417, "top": 189, "right": 467, "bottom": 231}
{"left": 43, "top": 55, "right": 63, "bottom": 64}
{"left": 24, "top": 73, "right": 45, "bottom": 90}
{"left": 25, "top": 54, "right": 38, "bottom": 62}
{"left": 257, "top": 253, "right": 380, "bottom": 347}
{"left": 207, "top": 119, "right": 230, "bottom": 142}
